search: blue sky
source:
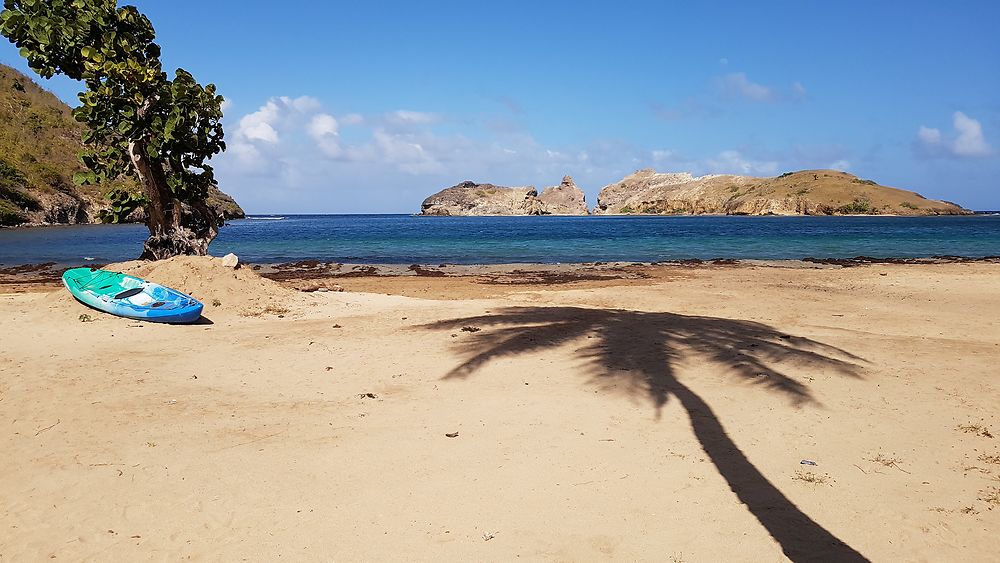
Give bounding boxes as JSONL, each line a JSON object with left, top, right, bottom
{"left": 2, "top": 0, "right": 998, "bottom": 212}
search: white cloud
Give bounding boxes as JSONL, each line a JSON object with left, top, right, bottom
{"left": 703, "top": 150, "right": 779, "bottom": 176}
{"left": 234, "top": 96, "right": 323, "bottom": 145}
{"left": 307, "top": 114, "right": 342, "bottom": 157}
{"left": 916, "top": 112, "right": 992, "bottom": 158}
{"left": 917, "top": 125, "right": 942, "bottom": 145}
{"left": 651, "top": 149, "right": 676, "bottom": 162}
{"left": 370, "top": 129, "right": 444, "bottom": 174}
{"left": 647, "top": 148, "right": 786, "bottom": 177}
{"left": 952, "top": 111, "right": 991, "bottom": 157}
{"left": 829, "top": 159, "right": 851, "bottom": 171}
{"left": 286, "top": 96, "right": 322, "bottom": 113}
{"left": 340, "top": 113, "right": 364, "bottom": 126}
{"left": 713, "top": 73, "right": 807, "bottom": 104}
{"left": 718, "top": 72, "right": 774, "bottom": 102}
{"left": 384, "top": 110, "right": 439, "bottom": 126}
{"left": 237, "top": 100, "right": 281, "bottom": 143}
{"left": 228, "top": 142, "right": 261, "bottom": 164}
{"left": 307, "top": 114, "right": 339, "bottom": 138}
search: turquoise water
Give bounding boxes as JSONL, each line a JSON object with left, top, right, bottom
{"left": 1, "top": 214, "right": 999, "bottom": 266}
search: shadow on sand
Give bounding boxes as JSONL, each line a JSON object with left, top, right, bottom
{"left": 423, "top": 306, "right": 869, "bottom": 562}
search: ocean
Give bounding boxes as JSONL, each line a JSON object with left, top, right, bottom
{"left": 1, "top": 214, "right": 999, "bottom": 266}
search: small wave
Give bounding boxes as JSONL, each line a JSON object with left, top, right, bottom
{"left": 246, "top": 216, "right": 286, "bottom": 221}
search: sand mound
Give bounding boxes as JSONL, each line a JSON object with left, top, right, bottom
{"left": 105, "top": 255, "right": 299, "bottom": 317}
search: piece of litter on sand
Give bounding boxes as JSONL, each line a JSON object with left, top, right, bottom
{"left": 445, "top": 432, "right": 459, "bottom": 438}
{"left": 461, "top": 326, "right": 481, "bottom": 332}
{"left": 483, "top": 531, "right": 497, "bottom": 541}
{"left": 800, "top": 459, "right": 818, "bottom": 466}
{"left": 358, "top": 393, "right": 377, "bottom": 399}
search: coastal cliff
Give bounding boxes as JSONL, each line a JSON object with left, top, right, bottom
{"left": 594, "top": 169, "right": 971, "bottom": 216}
{"left": 0, "top": 64, "right": 243, "bottom": 226}
{"left": 420, "top": 177, "right": 589, "bottom": 216}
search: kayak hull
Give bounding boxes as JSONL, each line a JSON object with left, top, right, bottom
{"left": 62, "top": 268, "right": 204, "bottom": 324}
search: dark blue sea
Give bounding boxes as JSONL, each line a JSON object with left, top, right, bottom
{"left": 2, "top": 214, "right": 999, "bottom": 266}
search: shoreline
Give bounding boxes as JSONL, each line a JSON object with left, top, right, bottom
{"left": 4, "top": 255, "right": 999, "bottom": 296}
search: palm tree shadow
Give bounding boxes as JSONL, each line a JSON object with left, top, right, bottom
{"left": 423, "top": 306, "right": 870, "bottom": 562}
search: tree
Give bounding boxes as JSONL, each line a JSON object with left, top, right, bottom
{"left": 0, "top": 0, "right": 226, "bottom": 259}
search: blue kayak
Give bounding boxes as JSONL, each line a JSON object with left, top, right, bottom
{"left": 62, "top": 267, "right": 204, "bottom": 323}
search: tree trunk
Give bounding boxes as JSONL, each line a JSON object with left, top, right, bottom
{"left": 127, "top": 140, "right": 219, "bottom": 260}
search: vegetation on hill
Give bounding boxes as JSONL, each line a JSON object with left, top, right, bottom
{"left": 0, "top": 63, "right": 101, "bottom": 225}
{"left": 0, "top": 63, "right": 241, "bottom": 227}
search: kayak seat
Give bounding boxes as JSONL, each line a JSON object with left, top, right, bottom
{"left": 113, "top": 287, "right": 145, "bottom": 300}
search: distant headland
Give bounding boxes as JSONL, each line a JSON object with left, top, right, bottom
{"left": 419, "top": 169, "right": 971, "bottom": 216}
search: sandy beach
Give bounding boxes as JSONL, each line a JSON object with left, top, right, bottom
{"left": 1, "top": 258, "right": 998, "bottom": 561}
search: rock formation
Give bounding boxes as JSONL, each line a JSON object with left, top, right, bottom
{"left": 420, "top": 181, "right": 544, "bottom": 216}
{"left": 420, "top": 177, "right": 590, "bottom": 216}
{"left": 594, "top": 169, "right": 971, "bottom": 216}
{"left": 538, "top": 176, "right": 589, "bottom": 215}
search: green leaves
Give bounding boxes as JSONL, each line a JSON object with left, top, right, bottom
{"left": 2, "top": 0, "right": 226, "bottom": 230}
{"left": 80, "top": 45, "right": 102, "bottom": 62}
{"left": 100, "top": 184, "right": 148, "bottom": 224}
{"left": 1, "top": 10, "right": 25, "bottom": 32}
{"left": 72, "top": 170, "right": 96, "bottom": 185}
{"left": 163, "top": 114, "right": 178, "bottom": 140}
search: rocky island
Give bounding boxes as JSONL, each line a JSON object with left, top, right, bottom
{"left": 420, "top": 169, "right": 970, "bottom": 216}
{"left": 0, "top": 64, "right": 243, "bottom": 227}
{"left": 420, "top": 176, "right": 589, "bottom": 216}
{"left": 537, "top": 176, "right": 590, "bottom": 215}
{"left": 594, "top": 169, "right": 971, "bottom": 216}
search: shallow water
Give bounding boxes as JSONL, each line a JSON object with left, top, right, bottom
{"left": 1, "top": 214, "right": 999, "bottom": 266}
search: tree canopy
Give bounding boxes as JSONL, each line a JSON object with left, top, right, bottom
{"left": 1, "top": 0, "right": 227, "bottom": 258}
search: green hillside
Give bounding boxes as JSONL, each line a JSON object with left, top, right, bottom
{"left": 0, "top": 64, "right": 243, "bottom": 226}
